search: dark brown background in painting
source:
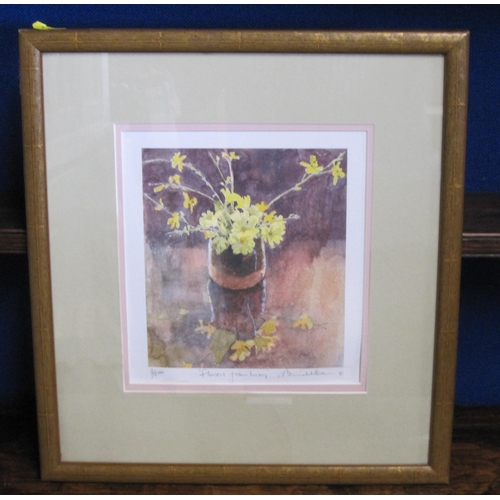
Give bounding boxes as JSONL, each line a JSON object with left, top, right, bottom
{"left": 142, "top": 148, "right": 347, "bottom": 256}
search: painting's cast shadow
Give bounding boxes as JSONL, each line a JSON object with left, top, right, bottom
{"left": 208, "top": 279, "right": 266, "bottom": 340}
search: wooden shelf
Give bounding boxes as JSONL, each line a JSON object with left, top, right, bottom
{"left": 1, "top": 192, "right": 500, "bottom": 256}
{"left": 462, "top": 193, "right": 500, "bottom": 257}
{"left": 1, "top": 402, "right": 499, "bottom": 493}
{"left": 0, "top": 192, "right": 27, "bottom": 254}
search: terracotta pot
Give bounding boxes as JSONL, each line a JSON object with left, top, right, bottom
{"left": 208, "top": 238, "right": 266, "bottom": 290}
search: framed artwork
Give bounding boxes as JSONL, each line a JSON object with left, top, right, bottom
{"left": 116, "top": 124, "right": 371, "bottom": 392}
{"left": 20, "top": 30, "right": 468, "bottom": 483}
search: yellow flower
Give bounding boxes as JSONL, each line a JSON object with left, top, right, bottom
{"left": 171, "top": 152, "right": 187, "bottom": 171}
{"left": 258, "top": 317, "right": 279, "bottom": 336}
{"left": 229, "top": 340, "right": 254, "bottom": 361}
{"left": 222, "top": 151, "right": 240, "bottom": 161}
{"left": 247, "top": 204, "right": 264, "bottom": 218}
{"left": 261, "top": 216, "right": 286, "bottom": 249}
{"left": 236, "top": 195, "right": 251, "bottom": 209}
{"left": 199, "top": 210, "right": 220, "bottom": 228}
{"left": 153, "top": 184, "right": 166, "bottom": 193}
{"left": 221, "top": 188, "right": 250, "bottom": 208}
{"left": 221, "top": 188, "right": 238, "bottom": 204}
{"left": 293, "top": 313, "right": 314, "bottom": 330}
{"left": 169, "top": 174, "right": 181, "bottom": 185}
{"left": 254, "top": 335, "right": 277, "bottom": 353}
{"left": 230, "top": 210, "right": 260, "bottom": 230}
{"left": 183, "top": 193, "right": 198, "bottom": 212}
{"left": 255, "top": 201, "right": 269, "bottom": 212}
{"left": 332, "top": 161, "right": 346, "bottom": 185}
{"left": 181, "top": 361, "right": 193, "bottom": 368}
{"left": 300, "top": 155, "right": 324, "bottom": 175}
{"left": 212, "top": 236, "right": 230, "bottom": 254}
{"left": 155, "top": 198, "right": 164, "bottom": 211}
{"left": 263, "top": 210, "right": 276, "bottom": 223}
{"left": 167, "top": 212, "right": 180, "bottom": 229}
{"left": 195, "top": 319, "right": 217, "bottom": 339}
{"left": 228, "top": 226, "right": 258, "bottom": 255}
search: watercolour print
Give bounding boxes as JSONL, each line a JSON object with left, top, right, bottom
{"left": 116, "top": 126, "right": 372, "bottom": 392}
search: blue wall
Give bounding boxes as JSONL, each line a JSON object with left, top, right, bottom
{"left": 1, "top": 5, "right": 499, "bottom": 404}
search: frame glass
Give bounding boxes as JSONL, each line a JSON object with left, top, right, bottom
{"left": 20, "top": 29, "right": 468, "bottom": 484}
{"left": 116, "top": 124, "right": 371, "bottom": 393}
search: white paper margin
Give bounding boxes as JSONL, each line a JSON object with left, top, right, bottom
{"left": 116, "top": 126, "right": 372, "bottom": 392}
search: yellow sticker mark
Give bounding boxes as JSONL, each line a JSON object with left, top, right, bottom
{"left": 32, "top": 21, "right": 65, "bottom": 30}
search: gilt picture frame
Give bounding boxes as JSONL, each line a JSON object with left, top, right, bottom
{"left": 20, "top": 30, "right": 468, "bottom": 483}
